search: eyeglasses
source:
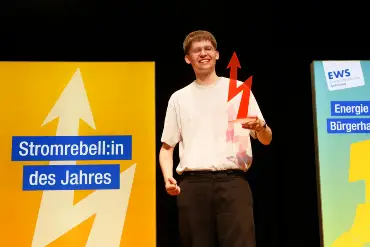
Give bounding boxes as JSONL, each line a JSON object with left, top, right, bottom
{"left": 190, "top": 46, "right": 215, "bottom": 55}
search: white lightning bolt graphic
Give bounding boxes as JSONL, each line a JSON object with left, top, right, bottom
{"left": 31, "top": 68, "right": 136, "bottom": 247}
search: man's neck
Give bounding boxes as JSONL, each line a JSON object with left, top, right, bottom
{"left": 195, "top": 71, "right": 220, "bottom": 86}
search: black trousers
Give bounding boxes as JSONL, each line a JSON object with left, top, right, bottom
{"left": 177, "top": 170, "right": 256, "bottom": 247}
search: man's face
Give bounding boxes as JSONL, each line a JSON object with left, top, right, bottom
{"left": 185, "top": 40, "right": 219, "bottom": 73}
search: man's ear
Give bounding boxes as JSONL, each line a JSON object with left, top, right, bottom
{"left": 216, "top": 51, "right": 219, "bottom": 60}
{"left": 184, "top": 55, "right": 191, "bottom": 64}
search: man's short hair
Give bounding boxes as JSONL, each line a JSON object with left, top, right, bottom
{"left": 183, "top": 30, "right": 217, "bottom": 55}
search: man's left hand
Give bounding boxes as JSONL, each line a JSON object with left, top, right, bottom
{"left": 241, "top": 117, "right": 265, "bottom": 131}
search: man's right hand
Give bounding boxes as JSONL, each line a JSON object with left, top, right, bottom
{"left": 165, "top": 177, "right": 181, "bottom": 196}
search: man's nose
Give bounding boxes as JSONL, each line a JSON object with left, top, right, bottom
{"left": 200, "top": 49, "right": 207, "bottom": 56}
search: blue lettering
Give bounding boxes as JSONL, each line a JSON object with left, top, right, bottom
{"left": 333, "top": 70, "right": 344, "bottom": 78}
{"left": 328, "top": 69, "right": 351, "bottom": 79}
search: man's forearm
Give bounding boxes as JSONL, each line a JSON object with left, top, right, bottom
{"left": 159, "top": 144, "right": 175, "bottom": 183}
{"left": 257, "top": 125, "right": 272, "bottom": 145}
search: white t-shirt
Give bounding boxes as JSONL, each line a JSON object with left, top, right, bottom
{"left": 161, "top": 76, "right": 264, "bottom": 174}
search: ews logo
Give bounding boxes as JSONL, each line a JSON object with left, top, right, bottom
{"left": 328, "top": 69, "right": 351, "bottom": 80}
{"left": 322, "top": 61, "right": 365, "bottom": 91}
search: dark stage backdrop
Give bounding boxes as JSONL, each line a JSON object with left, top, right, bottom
{"left": 0, "top": 1, "right": 327, "bottom": 246}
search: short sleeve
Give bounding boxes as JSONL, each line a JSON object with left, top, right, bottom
{"left": 249, "top": 92, "right": 265, "bottom": 139}
{"left": 161, "top": 95, "right": 181, "bottom": 147}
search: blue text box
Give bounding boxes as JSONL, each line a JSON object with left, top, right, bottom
{"left": 22, "top": 164, "right": 120, "bottom": 191}
{"left": 12, "top": 135, "right": 132, "bottom": 161}
{"left": 327, "top": 118, "right": 370, "bottom": 133}
{"left": 330, "top": 101, "right": 370, "bottom": 116}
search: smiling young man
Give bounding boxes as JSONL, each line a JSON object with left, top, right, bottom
{"left": 159, "top": 30, "right": 272, "bottom": 247}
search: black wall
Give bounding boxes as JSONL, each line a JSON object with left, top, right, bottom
{"left": 3, "top": 1, "right": 365, "bottom": 246}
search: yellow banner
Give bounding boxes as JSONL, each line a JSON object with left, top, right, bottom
{"left": 0, "top": 62, "right": 156, "bottom": 247}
